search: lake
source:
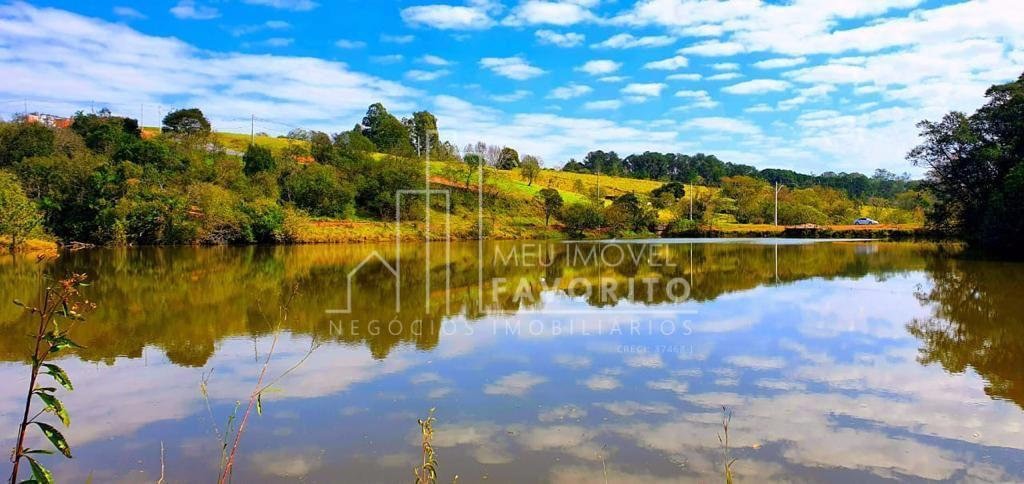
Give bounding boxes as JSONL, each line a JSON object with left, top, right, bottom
{"left": 1, "top": 240, "right": 1023, "bottom": 483}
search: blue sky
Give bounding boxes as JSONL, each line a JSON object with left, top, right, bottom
{"left": 1, "top": 0, "right": 1021, "bottom": 174}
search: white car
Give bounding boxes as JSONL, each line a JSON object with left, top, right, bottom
{"left": 853, "top": 218, "right": 880, "bottom": 225}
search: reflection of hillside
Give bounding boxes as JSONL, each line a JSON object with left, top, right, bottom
{"left": 908, "top": 255, "right": 1024, "bottom": 409}
{"left": 0, "top": 242, "right": 940, "bottom": 365}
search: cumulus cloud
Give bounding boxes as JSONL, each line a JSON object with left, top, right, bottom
{"left": 643, "top": 55, "right": 689, "bottom": 71}
{"left": 753, "top": 56, "right": 807, "bottom": 69}
{"left": 113, "top": 6, "right": 145, "bottom": 19}
{"left": 504, "top": 1, "right": 597, "bottom": 26}
{"left": 548, "top": 83, "right": 593, "bottom": 100}
{"left": 401, "top": 4, "right": 495, "bottom": 30}
{"left": 491, "top": 89, "right": 532, "bottom": 102}
{"left": 592, "top": 33, "right": 675, "bottom": 49}
{"left": 381, "top": 34, "right": 415, "bottom": 44}
{"left": 169, "top": 0, "right": 219, "bottom": 20}
{"left": 484, "top": 371, "right": 548, "bottom": 396}
{"left": 576, "top": 59, "right": 621, "bottom": 75}
{"left": 480, "top": 56, "right": 546, "bottom": 79}
{"left": 621, "top": 82, "right": 667, "bottom": 97}
{"left": 334, "top": 38, "right": 365, "bottom": 49}
{"left": 535, "top": 29, "right": 585, "bottom": 47}
{"left": 405, "top": 69, "right": 450, "bottom": 81}
{"left": 420, "top": 54, "right": 452, "bottom": 66}
{"left": 722, "top": 79, "right": 791, "bottom": 94}
{"left": 583, "top": 99, "right": 623, "bottom": 110}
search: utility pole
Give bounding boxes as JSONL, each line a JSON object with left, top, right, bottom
{"left": 140, "top": 104, "right": 144, "bottom": 130}
{"left": 689, "top": 183, "right": 693, "bottom": 221}
{"left": 774, "top": 182, "right": 783, "bottom": 226}
{"left": 250, "top": 114, "right": 255, "bottom": 145}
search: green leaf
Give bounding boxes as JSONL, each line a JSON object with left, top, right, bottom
{"left": 23, "top": 449, "right": 54, "bottom": 455}
{"left": 41, "top": 364, "right": 73, "bottom": 391}
{"left": 26, "top": 456, "right": 54, "bottom": 484}
{"left": 35, "top": 392, "right": 70, "bottom": 427}
{"left": 256, "top": 393, "right": 263, "bottom": 416}
{"left": 44, "top": 333, "right": 84, "bottom": 353}
{"left": 13, "top": 298, "right": 25, "bottom": 307}
{"left": 33, "top": 422, "right": 72, "bottom": 458}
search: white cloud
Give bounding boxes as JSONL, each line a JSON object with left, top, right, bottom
{"left": 259, "top": 37, "right": 293, "bottom": 48}
{"left": 405, "top": 69, "right": 450, "bottom": 81}
{"left": 334, "top": 39, "right": 365, "bottom": 49}
{"left": 504, "top": 1, "right": 596, "bottom": 26}
{"left": 582, "top": 375, "right": 621, "bottom": 390}
{"left": 169, "top": 0, "right": 219, "bottom": 20}
{"left": 679, "top": 40, "right": 746, "bottom": 56}
{"left": 491, "top": 89, "right": 532, "bottom": 102}
{"left": 706, "top": 72, "right": 741, "bottom": 81}
{"left": 667, "top": 73, "right": 701, "bottom": 81}
{"left": 381, "top": 34, "right": 415, "bottom": 44}
{"left": 712, "top": 62, "right": 739, "bottom": 71}
{"left": 583, "top": 99, "right": 623, "bottom": 110}
{"left": 480, "top": 56, "right": 545, "bottom": 80}
{"left": 401, "top": 4, "right": 494, "bottom": 30}
{"left": 643, "top": 55, "right": 689, "bottom": 71}
{"left": 682, "top": 117, "right": 761, "bottom": 135}
{"left": 230, "top": 20, "right": 291, "bottom": 37}
{"left": 242, "top": 0, "right": 318, "bottom": 11}
{"left": 674, "top": 89, "right": 718, "bottom": 109}
{"left": 576, "top": 59, "right": 621, "bottom": 75}
{"left": 420, "top": 54, "right": 452, "bottom": 66}
{"left": 722, "top": 79, "right": 791, "bottom": 94}
{"left": 484, "top": 371, "right": 547, "bottom": 396}
{"left": 621, "top": 82, "right": 667, "bottom": 97}
{"left": 535, "top": 29, "right": 585, "bottom": 47}
{"left": 597, "top": 75, "right": 628, "bottom": 83}
{"left": 548, "top": 83, "right": 593, "bottom": 100}
{"left": 0, "top": 2, "right": 419, "bottom": 132}
{"left": 113, "top": 6, "right": 145, "bottom": 19}
{"left": 753, "top": 56, "right": 807, "bottom": 69}
{"left": 593, "top": 33, "right": 675, "bottom": 49}
{"left": 745, "top": 103, "right": 774, "bottom": 113}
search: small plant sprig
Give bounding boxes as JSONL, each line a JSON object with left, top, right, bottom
{"left": 413, "top": 408, "right": 458, "bottom": 484}
{"left": 718, "top": 406, "right": 736, "bottom": 484}
{"left": 9, "top": 273, "right": 94, "bottom": 484}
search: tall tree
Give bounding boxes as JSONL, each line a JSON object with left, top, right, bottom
{"left": 242, "top": 144, "right": 276, "bottom": 176}
{"left": 520, "top": 155, "right": 541, "bottom": 186}
{"left": 361, "top": 103, "right": 413, "bottom": 155}
{"left": 537, "top": 188, "right": 563, "bottom": 226}
{"left": 405, "top": 111, "right": 440, "bottom": 158}
{"left": 907, "top": 71, "right": 1024, "bottom": 253}
{"left": 496, "top": 147, "right": 520, "bottom": 170}
{"left": 161, "top": 108, "right": 211, "bottom": 136}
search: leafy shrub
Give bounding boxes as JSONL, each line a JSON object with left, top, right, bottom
{"left": 283, "top": 164, "right": 355, "bottom": 218}
{"left": 559, "top": 203, "right": 603, "bottom": 237}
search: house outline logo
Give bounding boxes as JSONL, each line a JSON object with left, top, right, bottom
{"left": 326, "top": 128, "right": 471, "bottom": 316}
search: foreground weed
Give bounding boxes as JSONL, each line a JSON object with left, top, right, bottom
{"left": 8, "top": 273, "right": 94, "bottom": 484}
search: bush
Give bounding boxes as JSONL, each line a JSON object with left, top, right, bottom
{"left": 283, "top": 164, "right": 355, "bottom": 218}
{"left": 243, "top": 144, "right": 276, "bottom": 176}
{"left": 559, "top": 203, "right": 603, "bottom": 237}
{"left": 0, "top": 170, "right": 43, "bottom": 250}
{"left": 243, "top": 197, "right": 286, "bottom": 243}
{"left": 0, "top": 122, "right": 54, "bottom": 167}
{"left": 187, "top": 183, "right": 249, "bottom": 244}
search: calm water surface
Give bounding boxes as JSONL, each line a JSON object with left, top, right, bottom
{"left": 1, "top": 240, "right": 1023, "bottom": 483}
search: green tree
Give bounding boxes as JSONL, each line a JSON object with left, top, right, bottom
{"left": 496, "top": 147, "right": 520, "bottom": 170}
{"left": 559, "top": 203, "right": 603, "bottom": 237}
{"left": 361, "top": 103, "right": 413, "bottom": 155}
{"left": 406, "top": 111, "right": 440, "bottom": 158}
{"left": 242, "top": 144, "right": 276, "bottom": 176}
{"left": 283, "top": 164, "right": 354, "bottom": 218}
{"left": 907, "top": 71, "right": 1024, "bottom": 253}
{"left": 520, "top": 155, "right": 541, "bottom": 186}
{"left": 161, "top": 108, "right": 211, "bottom": 136}
{"left": 464, "top": 153, "right": 483, "bottom": 188}
{"left": 0, "top": 170, "right": 42, "bottom": 251}
{"left": 310, "top": 131, "right": 334, "bottom": 164}
{"left": 0, "top": 121, "right": 54, "bottom": 167}
{"left": 537, "top": 188, "right": 563, "bottom": 226}
{"left": 335, "top": 125, "right": 376, "bottom": 153}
